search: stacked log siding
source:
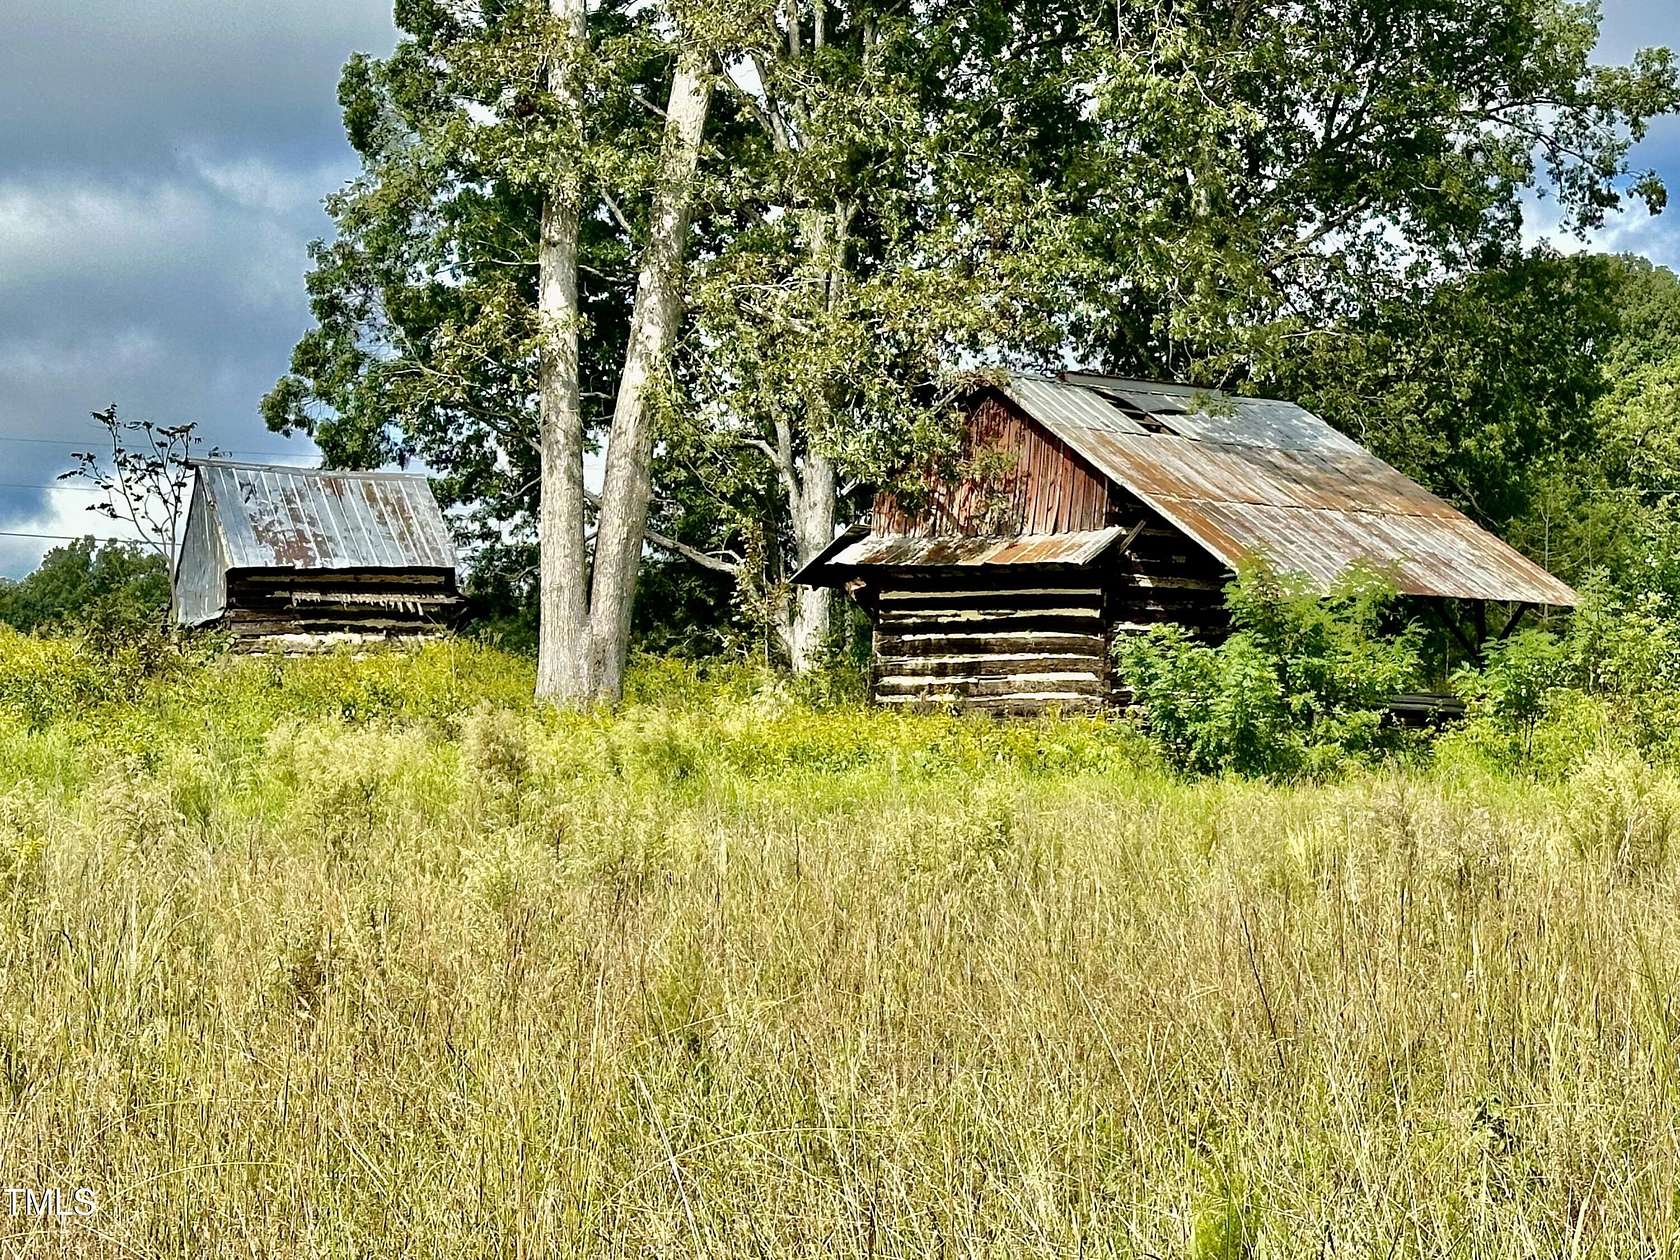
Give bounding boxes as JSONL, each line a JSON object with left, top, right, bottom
{"left": 870, "top": 577, "right": 1110, "bottom": 714}
{"left": 220, "top": 571, "right": 461, "bottom": 649}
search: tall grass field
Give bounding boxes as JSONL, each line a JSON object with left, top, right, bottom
{"left": 0, "top": 631, "right": 1677, "bottom": 1256}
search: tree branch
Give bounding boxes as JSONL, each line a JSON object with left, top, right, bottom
{"left": 600, "top": 189, "right": 636, "bottom": 239}
{"left": 644, "top": 528, "right": 741, "bottom": 574}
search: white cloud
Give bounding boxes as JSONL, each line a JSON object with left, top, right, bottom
{"left": 0, "top": 488, "right": 149, "bottom": 580}
{"left": 1520, "top": 187, "right": 1680, "bottom": 269}
{"left": 183, "top": 147, "right": 351, "bottom": 217}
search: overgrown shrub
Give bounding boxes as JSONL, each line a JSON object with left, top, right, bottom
{"left": 1452, "top": 629, "right": 1572, "bottom": 765}
{"left": 1115, "top": 563, "right": 1420, "bottom": 779}
{"left": 1445, "top": 583, "right": 1680, "bottom": 774}
{"left": 1565, "top": 584, "right": 1680, "bottom": 755}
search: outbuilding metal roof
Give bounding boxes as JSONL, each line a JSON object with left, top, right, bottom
{"left": 192, "top": 460, "right": 457, "bottom": 572}
{"left": 999, "top": 375, "right": 1577, "bottom": 606}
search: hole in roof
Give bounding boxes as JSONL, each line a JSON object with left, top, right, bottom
{"left": 1093, "top": 388, "right": 1181, "bottom": 434}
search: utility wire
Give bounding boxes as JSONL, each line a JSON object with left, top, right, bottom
{"left": 0, "top": 434, "right": 310, "bottom": 460}
{"left": 0, "top": 529, "right": 147, "bottom": 544}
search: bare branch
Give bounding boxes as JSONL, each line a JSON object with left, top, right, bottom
{"left": 600, "top": 190, "right": 636, "bottom": 239}
{"left": 644, "top": 528, "right": 741, "bottom": 574}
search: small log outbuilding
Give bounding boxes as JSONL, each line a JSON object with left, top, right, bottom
{"left": 796, "top": 373, "right": 1579, "bottom": 715}
{"left": 172, "top": 460, "right": 462, "bottom": 651}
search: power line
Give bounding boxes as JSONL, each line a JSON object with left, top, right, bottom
{"left": 0, "top": 529, "right": 147, "bottom": 544}
{"left": 0, "top": 434, "right": 312, "bottom": 460}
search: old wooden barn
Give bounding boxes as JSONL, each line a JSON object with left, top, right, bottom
{"left": 172, "top": 460, "right": 462, "bottom": 651}
{"left": 796, "top": 373, "right": 1578, "bottom": 715}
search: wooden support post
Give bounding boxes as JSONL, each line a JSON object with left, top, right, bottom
{"left": 1115, "top": 519, "right": 1148, "bottom": 556}
{"left": 1496, "top": 602, "right": 1533, "bottom": 642}
{"left": 1429, "top": 601, "right": 1479, "bottom": 660}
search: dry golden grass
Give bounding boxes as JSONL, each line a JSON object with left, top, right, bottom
{"left": 0, "top": 645, "right": 1676, "bottom": 1256}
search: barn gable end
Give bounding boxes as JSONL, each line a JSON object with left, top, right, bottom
{"left": 874, "top": 394, "right": 1116, "bottom": 537}
{"left": 173, "top": 476, "right": 228, "bottom": 628}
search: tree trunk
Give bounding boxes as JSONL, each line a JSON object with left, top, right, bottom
{"left": 587, "top": 48, "right": 714, "bottom": 704}
{"left": 787, "top": 449, "right": 835, "bottom": 671}
{"left": 534, "top": 0, "right": 592, "bottom": 705}
{"left": 780, "top": 201, "right": 848, "bottom": 673}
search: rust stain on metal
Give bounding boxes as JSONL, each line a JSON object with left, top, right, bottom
{"left": 1007, "top": 376, "right": 1577, "bottom": 607}
{"left": 193, "top": 459, "right": 456, "bottom": 572}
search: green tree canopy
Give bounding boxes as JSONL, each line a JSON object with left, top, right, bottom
{"left": 264, "top": 0, "right": 1680, "bottom": 664}
{"left": 1071, "top": 0, "right": 1678, "bottom": 380}
{"left": 0, "top": 539, "right": 169, "bottom": 635}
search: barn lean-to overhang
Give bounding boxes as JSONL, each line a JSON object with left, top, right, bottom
{"left": 794, "top": 523, "right": 1136, "bottom": 579}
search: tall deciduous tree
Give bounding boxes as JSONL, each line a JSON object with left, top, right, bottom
{"left": 1069, "top": 0, "right": 1678, "bottom": 381}
{"left": 677, "top": 2, "right": 1088, "bottom": 668}
{"left": 266, "top": 1, "right": 731, "bottom": 705}
{"left": 268, "top": 0, "right": 1677, "bottom": 683}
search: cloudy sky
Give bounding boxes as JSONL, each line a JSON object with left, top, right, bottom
{"left": 1, "top": 1, "right": 1679, "bottom": 577}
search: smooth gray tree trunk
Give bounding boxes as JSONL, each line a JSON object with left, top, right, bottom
{"left": 535, "top": 0, "right": 591, "bottom": 705}
{"left": 775, "top": 200, "right": 849, "bottom": 672}
{"left": 786, "top": 447, "right": 836, "bottom": 671}
{"left": 587, "top": 48, "right": 713, "bottom": 704}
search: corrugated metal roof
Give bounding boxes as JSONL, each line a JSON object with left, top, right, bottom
{"left": 797, "top": 526, "right": 1127, "bottom": 580}
{"left": 194, "top": 460, "right": 457, "bottom": 572}
{"left": 1010, "top": 375, "right": 1577, "bottom": 606}
{"left": 1002, "top": 376, "right": 1147, "bottom": 437}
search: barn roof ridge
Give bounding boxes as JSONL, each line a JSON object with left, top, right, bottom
{"left": 187, "top": 456, "right": 433, "bottom": 481}
{"left": 1007, "top": 370, "right": 1286, "bottom": 405}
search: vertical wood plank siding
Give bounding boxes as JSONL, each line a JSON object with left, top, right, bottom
{"left": 873, "top": 397, "right": 1114, "bottom": 536}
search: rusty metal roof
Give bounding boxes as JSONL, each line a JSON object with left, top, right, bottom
{"left": 1004, "top": 375, "right": 1577, "bottom": 606}
{"left": 194, "top": 460, "right": 457, "bottom": 572}
{"left": 795, "top": 524, "right": 1128, "bottom": 582}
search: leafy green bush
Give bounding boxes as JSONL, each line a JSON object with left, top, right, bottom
{"left": 1451, "top": 630, "right": 1571, "bottom": 766}
{"left": 1565, "top": 584, "right": 1680, "bottom": 756}
{"left": 1444, "top": 578, "right": 1680, "bottom": 774}
{"left": 1115, "top": 563, "right": 1420, "bottom": 778}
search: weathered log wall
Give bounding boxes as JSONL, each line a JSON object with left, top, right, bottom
{"left": 220, "top": 570, "right": 461, "bottom": 652}
{"left": 1104, "top": 488, "right": 1232, "bottom": 644}
{"left": 862, "top": 494, "right": 1234, "bottom": 716}
{"left": 869, "top": 572, "right": 1110, "bottom": 715}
